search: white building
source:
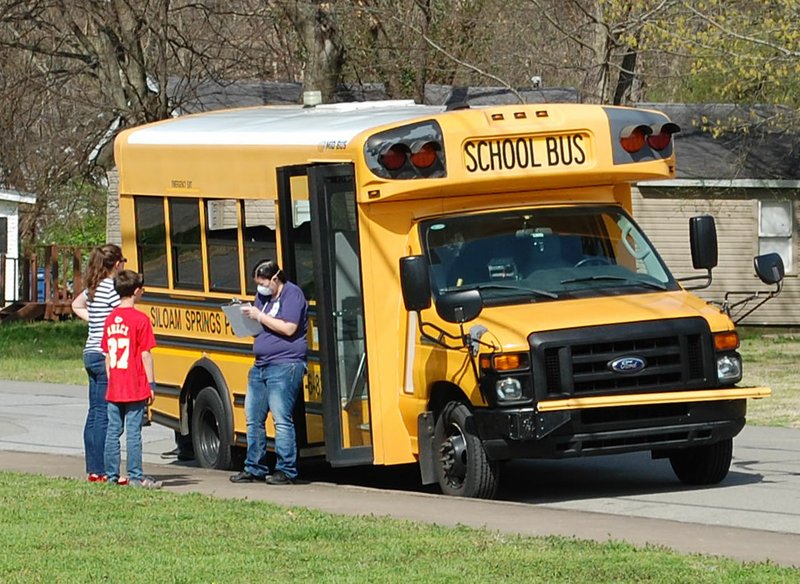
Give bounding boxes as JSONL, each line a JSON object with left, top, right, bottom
{"left": 0, "top": 188, "right": 36, "bottom": 305}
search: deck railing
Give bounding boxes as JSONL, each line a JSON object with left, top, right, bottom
{"left": 1, "top": 245, "right": 89, "bottom": 320}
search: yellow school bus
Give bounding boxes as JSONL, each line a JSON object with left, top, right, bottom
{"left": 114, "top": 100, "right": 783, "bottom": 498}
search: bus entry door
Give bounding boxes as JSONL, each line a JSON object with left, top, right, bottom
{"left": 309, "top": 163, "right": 373, "bottom": 466}
{"left": 279, "top": 162, "right": 373, "bottom": 467}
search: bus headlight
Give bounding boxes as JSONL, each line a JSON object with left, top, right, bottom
{"left": 496, "top": 377, "right": 523, "bottom": 401}
{"left": 717, "top": 354, "right": 742, "bottom": 384}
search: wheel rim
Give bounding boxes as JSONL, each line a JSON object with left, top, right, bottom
{"left": 439, "top": 422, "right": 468, "bottom": 488}
{"left": 198, "top": 409, "right": 220, "bottom": 465}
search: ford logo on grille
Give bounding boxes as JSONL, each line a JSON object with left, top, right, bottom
{"left": 608, "top": 356, "right": 646, "bottom": 374}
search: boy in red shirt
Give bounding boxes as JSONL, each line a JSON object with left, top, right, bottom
{"left": 101, "top": 270, "right": 161, "bottom": 488}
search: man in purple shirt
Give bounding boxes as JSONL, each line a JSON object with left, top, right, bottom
{"left": 230, "top": 259, "right": 308, "bottom": 485}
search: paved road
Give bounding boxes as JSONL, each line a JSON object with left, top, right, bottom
{"left": 1, "top": 380, "right": 799, "bottom": 567}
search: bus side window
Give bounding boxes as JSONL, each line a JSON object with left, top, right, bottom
{"left": 134, "top": 196, "right": 168, "bottom": 288}
{"left": 205, "top": 199, "right": 241, "bottom": 293}
{"left": 243, "top": 199, "right": 277, "bottom": 295}
{"left": 169, "top": 198, "right": 203, "bottom": 290}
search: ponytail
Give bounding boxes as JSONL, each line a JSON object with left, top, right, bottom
{"left": 84, "top": 244, "right": 123, "bottom": 299}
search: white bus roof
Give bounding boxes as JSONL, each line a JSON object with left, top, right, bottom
{"left": 126, "top": 100, "right": 446, "bottom": 147}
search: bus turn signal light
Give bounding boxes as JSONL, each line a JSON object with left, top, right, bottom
{"left": 494, "top": 354, "right": 522, "bottom": 370}
{"left": 714, "top": 331, "right": 740, "bottom": 351}
{"left": 481, "top": 352, "right": 530, "bottom": 371}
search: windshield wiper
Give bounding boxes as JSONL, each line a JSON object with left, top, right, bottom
{"left": 560, "top": 275, "right": 666, "bottom": 290}
{"left": 470, "top": 283, "right": 558, "bottom": 299}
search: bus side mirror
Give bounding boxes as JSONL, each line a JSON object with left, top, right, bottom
{"left": 755, "top": 253, "right": 784, "bottom": 285}
{"left": 400, "top": 255, "right": 432, "bottom": 312}
{"left": 689, "top": 215, "right": 718, "bottom": 270}
{"left": 436, "top": 290, "right": 482, "bottom": 324}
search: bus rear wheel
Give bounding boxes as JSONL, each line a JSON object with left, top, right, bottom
{"left": 433, "top": 401, "right": 499, "bottom": 499}
{"left": 191, "top": 387, "right": 233, "bottom": 470}
{"left": 668, "top": 438, "right": 733, "bottom": 485}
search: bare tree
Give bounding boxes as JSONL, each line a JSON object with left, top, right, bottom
{"left": 280, "top": 0, "right": 345, "bottom": 102}
{"left": 2, "top": 0, "right": 798, "bottom": 247}
{"left": 0, "top": 1, "right": 302, "bottom": 244}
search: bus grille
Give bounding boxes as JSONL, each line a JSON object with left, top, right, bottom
{"left": 529, "top": 318, "right": 714, "bottom": 398}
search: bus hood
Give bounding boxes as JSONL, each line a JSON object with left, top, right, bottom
{"left": 472, "top": 290, "right": 731, "bottom": 350}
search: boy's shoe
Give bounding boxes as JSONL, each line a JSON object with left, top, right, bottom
{"left": 87, "top": 473, "right": 107, "bottom": 483}
{"left": 109, "top": 477, "right": 129, "bottom": 486}
{"left": 265, "top": 471, "right": 295, "bottom": 486}
{"left": 229, "top": 471, "right": 265, "bottom": 483}
{"left": 129, "top": 477, "right": 163, "bottom": 489}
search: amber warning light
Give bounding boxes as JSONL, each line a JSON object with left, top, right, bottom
{"left": 714, "top": 331, "right": 740, "bottom": 351}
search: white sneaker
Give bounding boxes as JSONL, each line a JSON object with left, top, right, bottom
{"left": 130, "top": 477, "right": 162, "bottom": 489}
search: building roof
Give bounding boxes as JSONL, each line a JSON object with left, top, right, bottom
{"left": 640, "top": 103, "right": 800, "bottom": 181}
{"left": 0, "top": 188, "right": 36, "bottom": 205}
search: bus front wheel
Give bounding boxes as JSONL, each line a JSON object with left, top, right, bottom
{"left": 433, "top": 401, "right": 499, "bottom": 499}
{"left": 668, "top": 438, "right": 733, "bottom": 485}
{"left": 191, "top": 387, "right": 233, "bottom": 470}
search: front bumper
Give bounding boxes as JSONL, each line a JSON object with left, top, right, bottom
{"left": 472, "top": 393, "right": 753, "bottom": 461}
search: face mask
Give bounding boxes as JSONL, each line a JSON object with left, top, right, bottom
{"left": 257, "top": 284, "right": 272, "bottom": 297}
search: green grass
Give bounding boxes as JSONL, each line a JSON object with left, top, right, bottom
{"left": 739, "top": 327, "right": 800, "bottom": 428}
{"left": 0, "top": 472, "right": 796, "bottom": 583}
{"left": 0, "top": 319, "right": 87, "bottom": 384}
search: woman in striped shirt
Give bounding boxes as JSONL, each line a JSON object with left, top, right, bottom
{"left": 71, "top": 244, "right": 126, "bottom": 482}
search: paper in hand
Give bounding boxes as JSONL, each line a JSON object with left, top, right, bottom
{"left": 221, "top": 302, "right": 263, "bottom": 337}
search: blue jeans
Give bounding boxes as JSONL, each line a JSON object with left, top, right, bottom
{"left": 104, "top": 400, "right": 147, "bottom": 482}
{"left": 244, "top": 361, "right": 306, "bottom": 479}
{"left": 83, "top": 351, "right": 109, "bottom": 475}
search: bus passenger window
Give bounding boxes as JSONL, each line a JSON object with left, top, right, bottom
{"left": 169, "top": 198, "right": 203, "bottom": 290}
{"left": 206, "top": 199, "right": 241, "bottom": 293}
{"left": 243, "top": 200, "right": 277, "bottom": 295}
{"left": 134, "top": 196, "right": 168, "bottom": 288}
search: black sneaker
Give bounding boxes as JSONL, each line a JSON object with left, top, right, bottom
{"left": 160, "top": 447, "right": 180, "bottom": 459}
{"left": 265, "top": 471, "right": 295, "bottom": 485}
{"left": 229, "top": 471, "right": 265, "bottom": 483}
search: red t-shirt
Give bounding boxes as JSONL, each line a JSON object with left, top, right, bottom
{"left": 101, "top": 306, "right": 157, "bottom": 403}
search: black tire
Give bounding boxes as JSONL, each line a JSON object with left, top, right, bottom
{"left": 191, "top": 387, "right": 233, "bottom": 470}
{"left": 433, "top": 401, "right": 499, "bottom": 498}
{"left": 668, "top": 438, "right": 733, "bottom": 485}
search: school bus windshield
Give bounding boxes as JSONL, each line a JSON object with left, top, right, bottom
{"left": 422, "top": 205, "right": 679, "bottom": 303}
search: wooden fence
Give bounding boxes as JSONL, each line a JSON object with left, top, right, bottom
{"left": 0, "top": 245, "right": 88, "bottom": 322}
